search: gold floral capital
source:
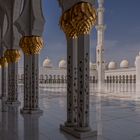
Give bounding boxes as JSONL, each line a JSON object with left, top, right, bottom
{"left": 72, "top": 2, "right": 97, "bottom": 35}
{"left": 19, "top": 36, "right": 44, "bottom": 55}
{"left": 60, "top": 10, "right": 77, "bottom": 39}
{"left": 4, "top": 49, "right": 21, "bottom": 63}
{"left": 0, "top": 57, "right": 8, "bottom": 67}
{"left": 60, "top": 2, "right": 97, "bottom": 37}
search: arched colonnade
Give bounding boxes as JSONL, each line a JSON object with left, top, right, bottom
{"left": 0, "top": 0, "right": 97, "bottom": 138}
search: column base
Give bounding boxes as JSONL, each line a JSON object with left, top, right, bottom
{"left": 1, "top": 97, "right": 8, "bottom": 112}
{"left": 60, "top": 124, "right": 97, "bottom": 139}
{"left": 64, "top": 121, "right": 77, "bottom": 127}
{"left": 0, "top": 96, "right": 7, "bottom": 101}
{"left": 0, "top": 95, "right": 6, "bottom": 99}
{"left": 20, "top": 108, "right": 43, "bottom": 115}
{"left": 5, "top": 100, "right": 21, "bottom": 107}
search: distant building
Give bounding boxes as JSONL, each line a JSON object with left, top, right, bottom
{"left": 18, "top": 58, "right": 136, "bottom": 84}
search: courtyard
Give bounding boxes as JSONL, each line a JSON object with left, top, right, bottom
{"left": 0, "top": 83, "right": 140, "bottom": 140}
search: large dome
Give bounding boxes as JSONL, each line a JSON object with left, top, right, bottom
{"left": 108, "top": 61, "right": 116, "bottom": 70}
{"left": 59, "top": 60, "right": 67, "bottom": 69}
{"left": 120, "top": 60, "right": 129, "bottom": 68}
{"left": 43, "top": 58, "right": 53, "bottom": 68}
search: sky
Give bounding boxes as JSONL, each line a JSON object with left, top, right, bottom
{"left": 39, "top": 0, "right": 140, "bottom": 67}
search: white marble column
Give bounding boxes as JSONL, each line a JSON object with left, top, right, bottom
{"left": 59, "top": 1, "right": 97, "bottom": 138}
{"left": 65, "top": 38, "right": 77, "bottom": 127}
{"left": 15, "top": 0, "right": 45, "bottom": 114}
{"left": 76, "top": 34, "right": 90, "bottom": 131}
{"left": 136, "top": 52, "right": 140, "bottom": 98}
{"left": 96, "top": 0, "right": 106, "bottom": 91}
{"left": 6, "top": 62, "right": 19, "bottom": 104}
{"left": 59, "top": 0, "right": 79, "bottom": 128}
{"left": 1, "top": 0, "right": 22, "bottom": 106}
{"left": 1, "top": 65, "right": 8, "bottom": 99}
{"left": 4, "top": 49, "right": 21, "bottom": 105}
{"left": 0, "top": 11, "right": 8, "bottom": 100}
{"left": 0, "top": 48, "right": 8, "bottom": 101}
{"left": 21, "top": 54, "right": 42, "bottom": 114}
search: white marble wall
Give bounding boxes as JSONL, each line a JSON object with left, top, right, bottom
{"left": 18, "top": 66, "right": 136, "bottom": 84}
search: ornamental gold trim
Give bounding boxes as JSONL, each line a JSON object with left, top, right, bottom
{"left": 60, "top": 2, "right": 97, "bottom": 37}
{"left": 19, "top": 36, "right": 43, "bottom": 55}
{"left": 4, "top": 49, "right": 21, "bottom": 63}
{"left": 0, "top": 57, "right": 8, "bottom": 67}
{"left": 60, "top": 10, "right": 77, "bottom": 39}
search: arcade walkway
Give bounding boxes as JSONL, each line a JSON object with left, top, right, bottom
{"left": 0, "top": 84, "right": 140, "bottom": 140}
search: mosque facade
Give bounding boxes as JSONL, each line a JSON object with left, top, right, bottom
{"left": 18, "top": 58, "right": 136, "bottom": 84}
{"left": 17, "top": 0, "right": 136, "bottom": 86}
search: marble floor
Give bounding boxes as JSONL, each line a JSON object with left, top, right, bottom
{"left": 0, "top": 83, "right": 140, "bottom": 140}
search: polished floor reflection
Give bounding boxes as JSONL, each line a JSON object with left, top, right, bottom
{"left": 1, "top": 83, "right": 140, "bottom": 140}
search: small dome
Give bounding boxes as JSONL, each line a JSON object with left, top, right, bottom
{"left": 59, "top": 60, "right": 67, "bottom": 69}
{"left": 108, "top": 61, "right": 116, "bottom": 69}
{"left": 43, "top": 58, "right": 53, "bottom": 68}
{"left": 120, "top": 60, "right": 129, "bottom": 68}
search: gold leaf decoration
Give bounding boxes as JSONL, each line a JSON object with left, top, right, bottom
{"left": 4, "top": 49, "right": 21, "bottom": 63}
{"left": 19, "top": 36, "right": 44, "bottom": 55}
{"left": 60, "top": 2, "right": 97, "bottom": 37}
{"left": 0, "top": 57, "right": 8, "bottom": 67}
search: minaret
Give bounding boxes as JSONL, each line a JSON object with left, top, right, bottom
{"left": 96, "top": 0, "right": 106, "bottom": 90}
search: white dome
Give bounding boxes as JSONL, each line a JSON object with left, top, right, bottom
{"left": 120, "top": 60, "right": 129, "bottom": 68}
{"left": 59, "top": 60, "right": 67, "bottom": 69}
{"left": 108, "top": 61, "right": 116, "bottom": 69}
{"left": 43, "top": 58, "right": 53, "bottom": 68}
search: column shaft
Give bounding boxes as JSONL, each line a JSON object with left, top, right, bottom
{"left": 76, "top": 34, "right": 90, "bottom": 131}
{"left": 1, "top": 67, "right": 7, "bottom": 98}
{"left": 7, "top": 62, "right": 19, "bottom": 104}
{"left": 66, "top": 38, "right": 77, "bottom": 126}
{"left": 21, "top": 54, "right": 41, "bottom": 114}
